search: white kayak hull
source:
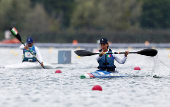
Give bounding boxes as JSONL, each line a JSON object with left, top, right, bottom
{"left": 5, "top": 62, "right": 55, "bottom": 69}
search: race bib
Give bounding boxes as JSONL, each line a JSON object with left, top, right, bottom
{"left": 25, "top": 52, "right": 33, "bottom": 58}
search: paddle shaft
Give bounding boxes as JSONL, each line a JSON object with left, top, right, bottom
{"left": 75, "top": 49, "right": 157, "bottom": 57}
{"left": 114, "top": 52, "right": 137, "bottom": 54}
{"left": 92, "top": 52, "right": 136, "bottom": 54}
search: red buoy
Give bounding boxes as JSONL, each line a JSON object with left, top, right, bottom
{"left": 55, "top": 70, "right": 62, "bottom": 73}
{"left": 92, "top": 85, "right": 102, "bottom": 91}
{"left": 134, "top": 67, "right": 141, "bottom": 70}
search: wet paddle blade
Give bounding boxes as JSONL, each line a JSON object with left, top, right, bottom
{"left": 74, "top": 50, "right": 96, "bottom": 56}
{"left": 10, "top": 27, "right": 22, "bottom": 42}
{"left": 137, "top": 49, "right": 158, "bottom": 56}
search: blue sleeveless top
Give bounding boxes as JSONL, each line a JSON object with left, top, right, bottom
{"left": 98, "top": 49, "right": 116, "bottom": 70}
{"left": 22, "top": 45, "right": 36, "bottom": 62}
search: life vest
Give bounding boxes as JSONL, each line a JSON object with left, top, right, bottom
{"left": 98, "top": 49, "right": 116, "bottom": 71}
{"left": 22, "top": 45, "right": 36, "bottom": 62}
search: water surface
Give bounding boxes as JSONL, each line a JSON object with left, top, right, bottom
{"left": 0, "top": 48, "right": 170, "bottom": 107}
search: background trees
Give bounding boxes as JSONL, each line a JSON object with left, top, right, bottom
{"left": 0, "top": 0, "right": 170, "bottom": 43}
{"left": 140, "top": 0, "right": 170, "bottom": 29}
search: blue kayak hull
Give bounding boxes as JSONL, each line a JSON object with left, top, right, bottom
{"left": 80, "top": 70, "right": 128, "bottom": 79}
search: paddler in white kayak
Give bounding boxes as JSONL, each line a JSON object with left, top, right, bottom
{"left": 96, "top": 38, "right": 129, "bottom": 71}
{"left": 19, "top": 37, "right": 44, "bottom": 67}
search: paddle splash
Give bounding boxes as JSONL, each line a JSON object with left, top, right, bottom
{"left": 152, "top": 56, "right": 170, "bottom": 78}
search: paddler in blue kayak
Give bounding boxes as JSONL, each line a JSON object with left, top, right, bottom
{"left": 96, "top": 38, "right": 129, "bottom": 71}
{"left": 19, "top": 37, "right": 44, "bottom": 67}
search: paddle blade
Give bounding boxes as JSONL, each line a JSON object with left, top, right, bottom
{"left": 74, "top": 50, "right": 95, "bottom": 56}
{"left": 10, "top": 27, "right": 22, "bottom": 42}
{"left": 137, "top": 49, "right": 158, "bottom": 56}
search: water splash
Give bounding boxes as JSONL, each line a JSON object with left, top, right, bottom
{"left": 152, "top": 56, "right": 170, "bottom": 78}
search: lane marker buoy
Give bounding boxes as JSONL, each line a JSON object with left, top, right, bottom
{"left": 49, "top": 47, "right": 53, "bottom": 53}
{"left": 76, "top": 47, "right": 81, "bottom": 50}
{"left": 152, "top": 47, "right": 156, "bottom": 49}
{"left": 77, "top": 56, "right": 81, "bottom": 58}
{"left": 14, "top": 53, "right": 18, "bottom": 56}
{"left": 145, "top": 41, "right": 150, "bottom": 46}
{"left": 10, "top": 50, "right": 14, "bottom": 53}
{"left": 128, "top": 47, "right": 132, "bottom": 50}
{"left": 134, "top": 67, "right": 141, "bottom": 70}
{"left": 55, "top": 70, "right": 62, "bottom": 73}
{"left": 92, "top": 85, "right": 102, "bottom": 91}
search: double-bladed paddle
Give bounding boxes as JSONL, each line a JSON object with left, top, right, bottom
{"left": 74, "top": 49, "right": 158, "bottom": 57}
{"left": 10, "top": 27, "right": 45, "bottom": 69}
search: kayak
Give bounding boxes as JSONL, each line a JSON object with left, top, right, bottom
{"left": 80, "top": 70, "right": 128, "bottom": 79}
{"left": 5, "top": 62, "right": 55, "bottom": 69}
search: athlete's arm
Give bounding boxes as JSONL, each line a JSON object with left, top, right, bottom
{"left": 113, "top": 54, "right": 127, "bottom": 64}
{"left": 95, "top": 51, "right": 102, "bottom": 61}
{"left": 19, "top": 44, "right": 29, "bottom": 50}
{"left": 19, "top": 44, "right": 25, "bottom": 50}
{"left": 35, "top": 47, "right": 43, "bottom": 63}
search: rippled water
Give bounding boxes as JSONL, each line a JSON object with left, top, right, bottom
{"left": 1, "top": 48, "right": 170, "bottom": 107}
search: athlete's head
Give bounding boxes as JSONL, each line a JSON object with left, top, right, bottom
{"left": 100, "top": 38, "right": 109, "bottom": 51}
{"left": 27, "top": 37, "right": 34, "bottom": 47}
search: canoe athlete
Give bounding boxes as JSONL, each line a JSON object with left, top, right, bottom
{"left": 96, "top": 38, "right": 129, "bottom": 71}
{"left": 19, "top": 37, "right": 44, "bottom": 67}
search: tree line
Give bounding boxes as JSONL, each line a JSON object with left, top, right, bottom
{"left": 0, "top": 0, "right": 170, "bottom": 43}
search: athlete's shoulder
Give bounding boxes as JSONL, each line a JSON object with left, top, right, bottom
{"left": 33, "top": 46, "right": 39, "bottom": 50}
